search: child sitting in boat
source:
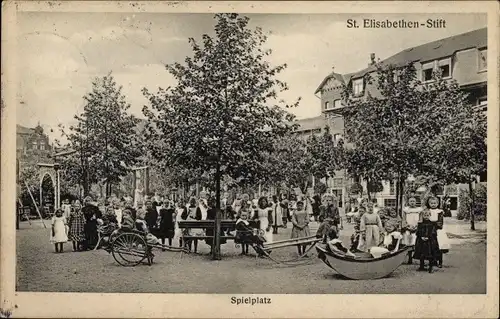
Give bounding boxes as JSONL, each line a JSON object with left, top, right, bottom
{"left": 350, "top": 206, "right": 365, "bottom": 252}
{"left": 326, "top": 225, "right": 356, "bottom": 257}
{"left": 382, "top": 208, "right": 402, "bottom": 250}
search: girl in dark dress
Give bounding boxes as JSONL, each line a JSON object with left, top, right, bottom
{"left": 68, "top": 200, "right": 85, "bottom": 251}
{"left": 414, "top": 210, "right": 440, "bottom": 273}
{"left": 181, "top": 197, "right": 202, "bottom": 253}
{"left": 157, "top": 201, "right": 176, "bottom": 249}
{"left": 145, "top": 199, "right": 159, "bottom": 233}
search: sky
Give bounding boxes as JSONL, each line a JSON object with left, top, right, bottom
{"left": 17, "top": 12, "right": 486, "bottom": 143}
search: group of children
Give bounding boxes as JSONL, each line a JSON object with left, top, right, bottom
{"left": 343, "top": 196, "right": 450, "bottom": 273}
{"left": 48, "top": 191, "right": 451, "bottom": 273}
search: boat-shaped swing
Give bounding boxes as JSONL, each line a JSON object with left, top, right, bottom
{"left": 315, "top": 236, "right": 409, "bottom": 280}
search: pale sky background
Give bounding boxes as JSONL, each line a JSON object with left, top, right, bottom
{"left": 17, "top": 12, "right": 486, "bottom": 143}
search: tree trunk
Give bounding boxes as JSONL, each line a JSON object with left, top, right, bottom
{"left": 212, "top": 162, "right": 222, "bottom": 260}
{"left": 468, "top": 180, "right": 475, "bottom": 231}
{"left": 399, "top": 176, "right": 405, "bottom": 217}
{"left": 395, "top": 175, "right": 400, "bottom": 217}
{"left": 366, "top": 178, "right": 372, "bottom": 201}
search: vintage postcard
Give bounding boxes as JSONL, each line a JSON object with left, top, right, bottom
{"left": 1, "top": 1, "right": 499, "bottom": 318}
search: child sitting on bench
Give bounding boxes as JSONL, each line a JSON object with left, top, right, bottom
{"left": 235, "top": 209, "right": 265, "bottom": 256}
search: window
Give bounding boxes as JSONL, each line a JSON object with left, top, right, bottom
{"left": 333, "top": 99, "right": 342, "bottom": 109}
{"left": 32, "top": 141, "right": 38, "bottom": 150}
{"left": 479, "top": 170, "right": 487, "bottom": 183}
{"left": 389, "top": 181, "right": 396, "bottom": 195}
{"left": 384, "top": 199, "right": 397, "bottom": 208}
{"left": 332, "top": 178, "right": 343, "bottom": 187}
{"left": 331, "top": 189, "right": 343, "bottom": 208}
{"left": 438, "top": 58, "right": 452, "bottom": 79}
{"left": 352, "top": 78, "right": 364, "bottom": 96}
{"left": 324, "top": 101, "right": 330, "bottom": 110}
{"left": 478, "top": 48, "right": 487, "bottom": 71}
{"left": 40, "top": 141, "right": 45, "bottom": 151}
{"left": 422, "top": 61, "right": 434, "bottom": 82}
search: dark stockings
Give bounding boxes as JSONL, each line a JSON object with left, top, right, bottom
{"left": 419, "top": 257, "right": 435, "bottom": 273}
{"left": 407, "top": 251, "right": 413, "bottom": 264}
{"left": 54, "top": 243, "right": 64, "bottom": 253}
{"left": 240, "top": 244, "right": 249, "bottom": 255}
{"left": 272, "top": 226, "right": 278, "bottom": 234}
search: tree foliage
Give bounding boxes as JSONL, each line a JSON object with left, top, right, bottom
{"left": 59, "top": 73, "right": 142, "bottom": 196}
{"left": 342, "top": 62, "right": 485, "bottom": 212}
{"left": 142, "top": 13, "right": 299, "bottom": 209}
{"left": 307, "top": 126, "right": 343, "bottom": 180}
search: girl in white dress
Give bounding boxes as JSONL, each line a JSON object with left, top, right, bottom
{"left": 175, "top": 200, "right": 186, "bottom": 247}
{"left": 425, "top": 196, "right": 451, "bottom": 268}
{"left": 402, "top": 196, "right": 423, "bottom": 264}
{"left": 270, "top": 195, "right": 284, "bottom": 234}
{"left": 50, "top": 209, "right": 68, "bottom": 253}
{"left": 254, "top": 197, "right": 273, "bottom": 243}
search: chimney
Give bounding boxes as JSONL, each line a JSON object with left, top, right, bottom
{"left": 370, "top": 53, "right": 376, "bottom": 66}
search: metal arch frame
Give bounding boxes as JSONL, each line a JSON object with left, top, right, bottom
{"left": 37, "top": 163, "right": 61, "bottom": 210}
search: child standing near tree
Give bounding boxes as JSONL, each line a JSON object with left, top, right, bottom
{"left": 50, "top": 209, "right": 68, "bottom": 253}
{"left": 414, "top": 210, "right": 440, "bottom": 273}
{"left": 426, "top": 196, "right": 451, "bottom": 268}
{"left": 291, "top": 200, "right": 311, "bottom": 256}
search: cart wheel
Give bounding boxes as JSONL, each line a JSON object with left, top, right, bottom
{"left": 111, "top": 233, "right": 148, "bottom": 267}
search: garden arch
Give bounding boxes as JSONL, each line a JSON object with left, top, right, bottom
{"left": 38, "top": 163, "right": 61, "bottom": 210}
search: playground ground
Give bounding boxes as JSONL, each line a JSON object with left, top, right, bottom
{"left": 16, "top": 218, "right": 487, "bottom": 294}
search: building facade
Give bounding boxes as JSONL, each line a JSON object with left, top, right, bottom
{"left": 16, "top": 124, "right": 53, "bottom": 169}
{"left": 296, "top": 28, "right": 487, "bottom": 213}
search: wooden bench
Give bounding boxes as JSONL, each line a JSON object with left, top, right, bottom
{"left": 178, "top": 220, "right": 260, "bottom": 241}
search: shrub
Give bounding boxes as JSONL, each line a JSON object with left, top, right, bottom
{"left": 457, "top": 184, "right": 487, "bottom": 221}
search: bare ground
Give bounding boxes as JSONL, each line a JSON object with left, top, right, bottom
{"left": 16, "top": 220, "right": 486, "bottom": 294}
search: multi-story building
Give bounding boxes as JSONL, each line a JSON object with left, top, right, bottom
{"left": 297, "top": 27, "right": 487, "bottom": 213}
{"left": 16, "top": 124, "right": 53, "bottom": 169}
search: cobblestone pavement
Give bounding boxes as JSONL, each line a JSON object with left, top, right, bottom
{"left": 16, "top": 219, "right": 486, "bottom": 294}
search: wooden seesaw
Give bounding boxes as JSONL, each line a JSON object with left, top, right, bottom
{"left": 254, "top": 235, "right": 323, "bottom": 265}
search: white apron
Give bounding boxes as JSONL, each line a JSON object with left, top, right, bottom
{"left": 402, "top": 207, "right": 421, "bottom": 246}
{"left": 429, "top": 208, "right": 451, "bottom": 250}
{"left": 272, "top": 203, "right": 284, "bottom": 227}
{"left": 257, "top": 208, "right": 273, "bottom": 243}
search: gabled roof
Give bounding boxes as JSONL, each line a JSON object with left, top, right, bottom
{"left": 314, "top": 71, "right": 347, "bottom": 94}
{"left": 345, "top": 28, "right": 487, "bottom": 83}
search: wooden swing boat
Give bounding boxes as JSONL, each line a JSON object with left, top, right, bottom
{"left": 315, "top": 240, "right": 410, "bottom": 280}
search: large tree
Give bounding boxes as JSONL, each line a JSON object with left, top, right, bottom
{"left": 60, "top": 73, "right": 142, "bottom": 197}
{"left": 142, "top": 13, "right": 299, "bottom": 259}
{"left": 419, "top": 74, "right": 487, "bottom": 229}
{"left": 343, "top": 63, "right": 424, "bottom": 214}
{"left": 343, "top": 63, "right": 483, "bottom": 215}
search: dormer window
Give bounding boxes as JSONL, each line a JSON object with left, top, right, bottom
{"left": 422, "top": 61, "right": 434, "bottom": 82}
{"left": 478, "top": 48, "right": 487, "bottom": 71}
{"left": 438, "top": 58, "right": 452, "bottom": 79}
{"left": 422, "top": 58, "right": 452, "bottom": 82}
{"left": 352, "top": 78, "right": 364, "bottom": 96}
